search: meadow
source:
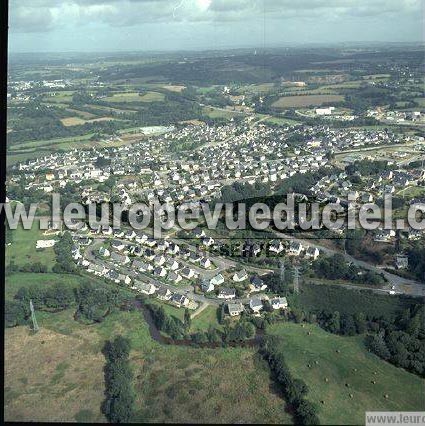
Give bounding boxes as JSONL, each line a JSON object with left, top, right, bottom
{"left": 272, "top": 95, "right": 344, "bottom": 108}
{"left": 5, "top": 309, "right": 293, "bottom": 424}
{"left": 6, "top": 220, "right": 57, "bottom": 271}
{"left": 103, "top": 91, "right": 165, "bottom": 103}
{"left": 266, "top": 322, "right": 425, "bottom": 425}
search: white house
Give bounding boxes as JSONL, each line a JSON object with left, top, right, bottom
{"left": 218, "top": 288, "right": 236, "bottom": 299}
{"left": 233, "top": 270, "right": 248, "bottom": 282}
{"left": 270, "top": 297, "right": 288, "bottom": 310}
{"left": 227, "top": 303, "right": 244, "bottom": 316}
{"left": 210, "top": 274, "right": 225, "bottom": 286}
{"left": 249, "top": 298, "right": 263, "bottom": 313}
{"left": 288, "top": 241, "right": 303, "bottom": 256}
{"left": 305, "top": 247, "right": 320, "bottom": 260}
{"left": 133, "top": 281, "right": 156, "bottom": 295}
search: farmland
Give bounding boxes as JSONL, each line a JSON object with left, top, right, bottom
{"left": 272, "top": 95, "right": 345, "bottom": 108}
{"left": 5, "top": 309, "right": 293, "bottom": 424}
{"left": 5, "top": 219, "right": 57, "bottom": 271}
{"left": 266, "top": 322, "right": 425, "bottom": 425}
{"left": 103, "top": 91, "right": 165, "bottom": 103}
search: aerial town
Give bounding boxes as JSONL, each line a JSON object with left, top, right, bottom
{"left": 4, "top": 5, "right": 425, "bottom": 423}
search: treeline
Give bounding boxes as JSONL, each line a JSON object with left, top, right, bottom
{"left": 286, "top": 281, "right": 421, "bottom": 338}
{"left": 296, "top": 282, "right": 419, "bottom": 321}
{"left": 407, "top": 246, "right": 425, "bottom": 283}
{"left": 261, "top": 335, "right": 320, "bottom": 425}
{"left": 365, "top": 305, "right": 425, "bottom": 377}
{"left": 102, "top": 336, "right": 135, "bottom": 423}
{"left": 218, "top": 168, "right": 337, "bottom": 204}
{"left": 346, "top": 159, "right": 391, "bottom": 177}
{"left": 145, "top": 300, "right": 257, "bottom": 344}
{"left": 53, "top": 232, "right": 77, "bottom": 274}
{"left": 75, "top": 281, "right": 123, "bottom": 323}
{"left": 312, "top": 253, "right": 386, "bottom": 286}
{"left": 6, "top": 282, "right": 74, "bottom": 327}
{"left": 6, "top": 261, "right": 48, "bottom": 275}
{"left": 5, "top": 280, "right": 130, "bottom": 327}
{"left": 8, "top": 102, "right": 127, "bottom": 145}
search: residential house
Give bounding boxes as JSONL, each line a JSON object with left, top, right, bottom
{"left": 288, "top": 241, "right": 303, "bottom": 256}
{"left": 132, "top": 259, "right": 152, "bottom": 273}
{"left": 171, "top": 293, "right": 190, "bottom": 307}
{"left": 210, "top": 274, "right": 225, "bottom": 286}
{"left": 270, "top": 297, "right": 288, "bottom": 310}
{"left": 132, "top": 281, "right": 156, "bottom": 295}
{"left": 111, "top": 251, "right": 130, "bottom": 265}
{"left": 201, "top": 279, "right": 214, "bottom": 293}
{"left": 111, "top": 240, "right": 126, "bottom": 251}
{"left": 249, "top": 276, "right": 267, "bottom": 292}
{"left": 249, "top": 298, "right": 263, "bottom": 313}
{"left": 157, "top": 286, "right": 172, "bottom": 301}
{"left": 99, "top": 247, "right": 110, "bottom": 257}
{"left": 395, "top": 255, "right": 409, "bottom": 270}
{"left": 199, "top": 257, "right": 212, "bottom": 269}
{"left": 218, "top": 288, "right": 236, "bottom": 299}
{"left": 153, "top": 267, "right": 167, "bottom": 277}
{"left": 233, "top": 270, "right": 248, "bottom": 282}
{"left": 227, "top": 303, "right": 244, "bottom": 316}
{"left": 269, "top": 239, "right": 284, "bottom": 254}
{"left": 167, "top": 271, "right": 182, "bottom": 283}
{"left": 180, "top": 267, "right": 196, "bottom": 280}
{"left": 305, "top": 247, "right": 320, "bottom": 261}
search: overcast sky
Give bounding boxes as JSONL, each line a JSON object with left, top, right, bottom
{"left": 8, "top": 0, "right": 425, "bottom": 53}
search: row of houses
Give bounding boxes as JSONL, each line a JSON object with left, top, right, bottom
{"left": 227, "top": 296, "right": 288, "bottom": 316}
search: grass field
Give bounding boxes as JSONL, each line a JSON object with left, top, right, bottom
{"left": 5, "top": 273, "right": 84, "bottom": 301}
{"left": 148, "top": 299, "right": 186, "bottom": 322}
{"left": 263, "top": 116, "right": 301, "bottom": 126}
{"left": 162, "top": 84, "right": 186, "bottom": 92}
{"left": 42, "top": 92, "right": 75, "bottom": 104}
{"left": 272, "top": 95, "right": 344, "bottom": 108}
{"left": 104, "top": 91, "right": 165, "bottom": 103}
{"left": 266, "top": 322, "right": 425, "bottom": 425}
{"left": 6, "top": 220, "right": 57, "bottom": 271}
{"left": 5, "top": 309, "right": 293, "bottom": 423}
{"left": 190, "top": 305, "right": 222, "bottom": 332}
{"left": 202, "top": 106, "right": 241, "bottom": 119}
{"left": 60, "top": 116, "right": 117, "bottom": 127}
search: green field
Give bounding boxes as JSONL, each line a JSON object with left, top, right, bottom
{"left": 5, "top": 273, "right": 83, "bottom": 301}
{"left": 5, "top": 308, "right": 293, "bottom": 423}
{"left": 272, "top": 95, "right": 344, "bottom": 108}
{"left": 263, "top": 116, "right": 301, "bottom": 126}
{"left": 104, "top": 91, "right": 165, "bottom": 103}
{"left": 6, "top": 220, "right": 56, "bottom": 271}
{"left": 148, "top": 299, "right": 186, "bottom": 322}
{"left": 266, "top": 322, "right": 425, "bottom": 425}
{"left": 202, "top": 106, "right": 241, "bottom": 119}
{"left": 190, "top": 305, "right": 222, "bottom": 332}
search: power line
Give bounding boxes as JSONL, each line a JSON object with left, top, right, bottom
{"left": 30, "top": 299, "right": 39, "bottom": 333}
{"left": 293, "top": 266, "right": 300, "bottom": 295}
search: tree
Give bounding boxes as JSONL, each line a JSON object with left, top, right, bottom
{"left": 5, "top": 300, "right": 29, "bottom": 327}
{"left": 327, "top": 311, "right": 341, "bottom": 334}
{"left": 341, "top": 314, "right": 356, "bottom": 336}
{"left": 184, "top": 308, "right": 191, "bottom": 330}
{"left": 296, "top": 399, "right": 320, "bottom": 425}
{"left": 366, "top": 334, "right": 391, "bottom": 360}
{"left": 102, "top": 336, "right": 135, "bottom": 423}
{"left": 218, "top": 303, "right": 226, "bottom": 325}
{"left": 354, "top": 312, "right": 367, "bottom": 334}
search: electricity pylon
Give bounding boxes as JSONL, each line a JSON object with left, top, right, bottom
{"left": 30, "top": 299, "right": 39, "bottom": 333}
